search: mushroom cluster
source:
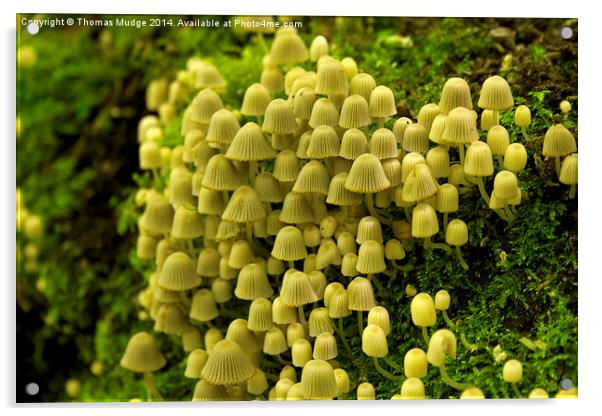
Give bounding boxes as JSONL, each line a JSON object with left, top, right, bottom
{"left": 122, "top": 28, "right": 577, "bottom": 400}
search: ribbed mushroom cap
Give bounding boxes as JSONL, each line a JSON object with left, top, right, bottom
{"left": 154, "top": 303, "right": 189, "bottom": 335}
{"left": 447, "top": 164, "right": 465, "bottom": 187}
{"left": 362, "top": 324, "right": 388, "bottom": 357}
{"left": 400, "top": 378, "right": 426, "bottom": 400}
{"left": 370, "top": 128, "right": 398, "bottom": 160}
{"left": 337, "top": 231, "right": 357, "bottom": 256}
{"left": 402, "top": 124, "right": 429, "bottom": 153}
{"left": 284, "top": 67, "right": 306, "bottom": 95}
{"left": 191, "top": 380, "right": 229, "bottom": 402}
{"left": 341, "top": 253, "right": 359, "bottom": 277}
{"left": 171, "top": 205, "right": 203, "bottom": 239}
{"left": 402, "top": 163, "right": 439, "bottom": 202}
{"left": 434, "top": 290, "right": 451, "bottom": 311}
{"left": 410, "top": 292, "right": 437, "bottom": 327}
{"left": 140, "top": 192, "right": 174, "bottom": 235}
{"left": 327, "top": 288, "right": 352, "bottom": 318}
{"left": 560, "top": 153, "right": 578, "bottom": 185}
{"left": 234, "top": 263, "right": 273, "bottom": 300}
{"left": 357, "top": 382, "right": 376, "bottom": 400}
{"left": 339, "top": 95, "right": 371, "bottom": 128}
{"left": 270, "top": 30, "right": 308, "bottom": 65}
{"left": 356, "top": 240, "right": 386, "bottom": 274}
{"left": 303, "top": 225, "right": 321, "bottom": 248}
{"left": 503, "top": 143, "right": 528, "bottom": 172}
{"left": 291, "top": 161, "right": 330, "bottom": 195}
{"left": 417, "top": 103, "right": 442, "bottom": 134}
{"left": 369, "top": 85, "right": 397, "bottom": 118}
{"left": 263, "top": 327, "right": 288, "bottom": 355}
{"left": 309, "top": 98, "right": 339, "bottom": 129}
{"left": 185, "top": 349, "right": 209, "bottom": 379}
{"left": 303, "top": 254, "right": 318, "bottom": 274}
{"left": 514, "top": 104, "right": 531, "bottom": 128}
{"left": 190, "top": 289, "right": 219, "bottom": 322}
{"left": 404, "top": 348, "right": 428, "bottom": 378}
{"left": 349, "top": 73, "right": 376, "bottom": 102}
{"left": 436, "top": 183, "right": 459, "bottom": 213}
{"left": 190, "top": 140, "right": 219, "bottom": 171}
{"left": 201, "top": 339, "right": 255, "bottom": 385}
{"left": 442, "top": 107, "right": 479, "bottom": 144}
{"left": 271, "top": 378, "right": 295, "bottom": 400}
{"left": 347, "top": 276, "right": 376, "bottom": 311}
{"left": 241, "top": 83, "right": 272, "bottom": 116}
{"left": 308, "top": 271, "right": 327, "bottom": 300}
{"left": 291, "top": 73, "right": 318, "bottom": 98}
{"left": 211, "top": 277, "right": 233, "bottom": 304}
{"left": 206, "top": 109, "right": 240, "bottom": 146}
{"left": 487, "top": 125, "right": 510, "bottom": 156}
{"left": 202, "top": 154, "right": 244, "bottom": 191}
{"left": 426, "top": 329, "right": 457, "bottom": 367}
{"left": 345, "top": 153, "right": 391, "bottom": 193}
{"left": 221, "top": 186, "right": 266, "bottom": 224}
{"left": 191, "top": 61, "right": 226, "bottom": 89}
{"left": 493, "top": 170, "right": 519, "bottom": 200}
{"left": 301, "top": 360, "right": 337, "bottom": 400}
{"left": 279, "top": 192, "right": 314, "bottom": 224}
{"left": 503, "top": 359, "right": 523, "bottom": 383}
{"left": 315, "top": 59, "right": 348, "bottom": 96}
{"left": 319, "top": 216, "right": 337, "bottom": 239}
{"left": 425, "top": 146, "right": 450, "bottom": 178}
{"left": 247, "top": 369, "right": 269, "bottom": 395}
{"left": 139, "top": 141, "right": 162, "bottom": 170}
{"left": 438, "top": 77, "right": 473, "bottom": 114}
{"left": 261, "top": 66, "right": 284, "bottom": 93}
{"left": 488, "top": 191, "right": 507, "bottom": 209}
{"left": 159, "top": 252, "right": 201, "bottom": 291}
{"left": 305, "top": 126, "right": 340, "bottom": 160}
{"left": 429, "top": 113, "right": 448, "bottom": 144}
{"left": 273, "top": 150, "right": 301, "bottom": 182}
{"left": 272, "top": 226, "right": 308, "bottom": 261}
{"left": 543, "top": 124, "right": 577, "bottom": 157}
{"left": 293, "top": 88, "right": 317, "bottom": 121}
{"left": 356, "top": 216, "right": 383, "bottom": 244}
{"left": 367, "top": 306, "right": 391, "bottom": 335}
{"left": 308, "top": 307, "right": 334, "bottom": 337}
{"left": 445, "top": 219, "right": 468, "bottom": 247}
{"left": 339, "top": 129, "right": 369, "bottom": 160}
{"left": 280, "top": 270, "right": 318, "bottom": 307}
{"left": 295, "top": 131, "right": 312, "bottom": 160}
{"left": 464, "top": 141, "right": 494, "bottom": 177}
{"left": 272, "top": 296, "right": 297, "bottom": 325}
{"left": 225, "top": 319, "right": 259, "bottom": 353}
{"left": 267, "top": 255, "right": 285, "bottom": 276}
{"left": 286, "top": 322, "right": 306, "bottom": 348}
{"left": 253, "top": 172, "right": 283, "bottom": 204}
{"left": 384, "top": 239, "right": 406, "bottom": 261}
{"left": 203, "top": 328, "right": 224, "bottom": 354}
{"left": 380, "top": 158, "right": 402, "bottom": 188}
{"left": 323, "top": 282, "right": 345, "bottom": 307}
{"left": 478, "top": 75, "right": 514, "bottom": 110}
{"left": 262, "top": 99, "right": 298, "bottom": 135}
{"left": 214, "top": 220, "right": 243, "bottom": 242}
{"left": 315, "top": 238, "right": 342, "bottom": 270}
{"left": 168, "top": 167, "right": 195, "bottom": 207}
{"left": 313, "top": 332, "right": 338, "bottom": 361}
{"left": 226, "top": 122, "right": 277, "bottom": 161}
{"left": 401, "top": 152, "right": 427, "bottom": 183}
{"left": 152, "top": 284, "right": 179, "bottom": 304}
{"left": 391, "top": 117, "right": 412, "bottom": 144}
{"left": 189, "top": 89, "right": 224, "bottom": 124}
{"left": 197, "top": 187, "right": 225, "bottom": 216}
{"left": 480, "top": 109, "right": 499, "bottom": 131}
{"left": 120, "top": 332, "right": 166, "bottom": 373}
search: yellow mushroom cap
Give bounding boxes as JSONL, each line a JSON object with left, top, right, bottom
{"left": 120, "top": 332, "right": 166, "bottom": 373}
{"left": 400, "top": 377, "right": 426, "bottom": 399}
{"left": 429, "top": 113, "right": 448, "bottom": 145}
{"left": 272, "top": 225, "right": 308, "bottom": 261}
{"left": 356, "top": 240, "right": 387, "bottom": 274}
{"left": 246, "top": 369, "right": 269, "bottom": 395}
{"left": 349, "top": 73, "right": 376, "bottom": 102}
{"left": 185, "top": 349, "right": 209, "bottom": 379}
{"left": 261, "top": 66, "right": 284, "bottom": 93}
{"left": 402, "top": 124, "right": 429, "bottom": 153}
{"left": 485, "top": 126, "right": 509, "bottom": 157}
{"left": 168, "top": 167, "right": 195, "bottom": 207}
{"left": 292, "top": 338, "right": 313, "bottom": 367}
{"left": 309, "top": 307, "right": 334, "bottom": 337}
{"left": 339, "top": 128, "right": 369, "bottom": 160}
{"left": 345, "top": 153, "right": 391, "bottom": 193}
{"left": 480, "top": 109, "right": 499, "bottom": 131}
{"left": 543, "top": 124, "right": 577, "bottom": 157}
{"left": 190, "top": 289, "right": 218, "bottom": 322}
{"left": 356, "top": 216, "right": 384, "bottom": 244}
{"left": 286, "top": 322, "right": 306, "bottom": 347}
{"left": 417, "top": 103, "right": 442, "bottom": 133}
{"left": 221, "top": 186, "right": 266, "bottom": 224}
{"left": 234, "top": 263, "right": 273, "bottom": 300}
{"left": 384, "top": 239, "right": 405, "bottom": 261}
{"left": 263, "top": 327, "right": 288, "bottom": 355}
{"left": 438, "top": 77, "right": 473, "bottom": 114}
{"left": 502, "top": 359, "right": 523, "bottom": 383}
{"left": 315, "top": 59, "right": 349, "bottom": 96}
{"left": 501, "top": 143, "right": 527, "bottom": 173}
{"left": 308, "top": 270, "right": 327, "bottom": 300}
{"left": 333, "top": 368, "right": 350, "bottom": 397}
{"left": 528, "top": 388, "right": 549, "bottom": 399}
{"left": 204, "top": 328, "right": 224, "bottom": 354}
{"left": 555, "top": 387, "right": 578, "bottom": 398}
{"left": 189, "top": 88, "right": 224, "bottom": 124}
{"left": 247, "top": 298, "right": 273, "bottom": 332}
{"left": 201, "top": 339, "right": 255, "bottom": 385}
{"left": 478, "top": 75, "right": 514, "bottom": 110}
{"left": 254, "top": 172, "right": 284, "bottom": 203}
{"left": 226, "top": 122, "right": 277, "bottom": 161}
{"left": 303, "top": 225, "right": 322, "bottom": 248}
{"left": 434, "top": 289, "right": 451, "bottom": 311}
{"left": 301, "top": 359, "right": 337, "bottom": 400}
{"left": 241, "top": 83, "right": 271, "bottom": 116}
{"left": 158, "top": 252, "right": 201, "bottom": 291}
{"left": 425, "top": 146, "right": 450, "bottom": 178}
{"left": 280, "top": 270, "right": 318, "bottom": 307}
{"left": 171, "top": 205, "right": 203, "bottom": 239}
{"left": 347, "top": 276, "right": 376, "bottom": 311}
{"left": 190, "top": 61, "right": 226, "bottom": 89}
{"left": 340, "top": 57, "right": 358, "bottom": 80}
{"left": 402, "top": 163, "right": 439, "bottom": 202}
{"left": 460, "top": 387, "right": 485, "bottom": 399}
{"left": 559, "top": 153, "right": 578, "bottom": 185}
{"left": 313, "top": 332, "right": 338, "bottom": 361}
{"left": 225, "top": 319, "right": 259, "bottom": 352}
{"left": 369, "top": 85, "right": 397, "bottom": 118}
{"left": 401, "top": 152, "right": 427, "bottom": 183}
{"left": 202, "top": 154, "right": 244, "bottom": 191}
{"left": 139, "top": 141, "right": 162, "bottom": 170}
{"left": 411, "top": 203, "right": 439, "bottom": 238}
{"left": 426, "top": 329, "right": 457, "bottom": 367}
{"left": 493, "top": 170, "right": 519, "bottom": 200}
{"left": 192, "top": 379, "right": 229, "bottom": 401}
{"left": 370, "top": 129, "right": 398, "bottom": 161}
{"left": 309, "top": 97, "right": 339, "bottom": 129}
{"left": 206, "top": 109, "right": 240, "bottom": 146}
{"left": 327, "top": 288, "right": 352, "bottom": 318}
{"left": 307, "top": 126, "right": 341, "bottom": 160}
{"left": 262, "top": 99, "right": 298, "bottom": 135}
{"left": 445, "top": 219, "right": 468, "bottom": 247}
{"left": 339, "top": 94, "right": 371, "bottom": 128}
{"left": 272, "top": 296, "right": 297, "bottom": 325}
{"left": 140, "top": 192, "right": 174, "bottom": 235}
{"left": 411, "top": 292, "right": 437, "bottom": 327}
{"left": 197, "top": 187, "right": 226, "bottom": 216}
{"left": 293, "top": 87, "right": 317, "bottom": 120}
{"left": 211, "top": 278, "right": 232, "bottom": 304}
{"left": 367, "top": 306, "right": 391, "bottom": 335}
{"left": 442, "top": 107, "right": 479, "bottom": 144}
{"left": 560, "top": 100, "right": 572, "bottom": 114}
{"left": 336, "top": 231, "right": 357, "bottom": 256}
{"left": 404, "top": 347, "right": 428, "bottom": 378}
{"left": 293, "top": 160, "right": 330, "bottom": 195}
{"left": 315, "top": 238, "right": 342, "bottom": 270}
{"left": 279, "top": 192, "right": 314, "bottom": 224}
{"left": 357, "top": 382, "right": 376, "bottom": 400}
{"left": 464, "top": 141, "right": 494, "bottom": 177}
{"left": 215, "top": 220, "right": 243, "bottom": 242}
{"left": 436, "top": 183, "right": 459, "bottom": 213}
{"left": 270, "top": 29, "right": 308, "bottom": 65}
{"left": 273, "top": 150, "right": 301, "bottom": 182}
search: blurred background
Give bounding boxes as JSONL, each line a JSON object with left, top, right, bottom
{"left": 16, "top": 15, "right": 577, "bottom": 402}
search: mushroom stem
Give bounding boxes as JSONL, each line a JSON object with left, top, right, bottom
{"left": 493, "top": 208, "right": 511, "bottom": 222}
{"left": 441, "top": 311, "right": 476, "bottom": 351}
{"left": 337, "top": 318, "right": 353, "bottom": 357}
{"left": 495, "top": 155, "right": 504, "bottom": 169}
{"left": 460, "top": 332, "right": 477, "bottom": 352}
{"left": 555, "top": 156, "right": 561, "bottom": 178}
{"left": 503, "top": 206, "right": 515, "bottom": 221}
{"left": 569, "top": 184, "right": 576, "bottom": 199}
{"left": 357, "top": 310, "right": 364, "bottom": 338}
{"left": 368, "top": 274, "right": 384, "bottom": 292}
{"left": 298, "top": 305, "right": 307, "bottom": 328}
{"left": 423, "top": 236, "right": 452, "bottom": 254}
{"left": 222, "top": 191, "right": 230, "bottom": 206}
{"left": 476, "top": 176, "right": 490, "bottom": 205}
{"left": 373, "top": 357, "right": 397, "bottom": 381}
{"left": 276, "top": 354, "right": 292, "bottom": 366}
{"left": 178, "top": 291, "right": 191, "bottom": 308}
{"left": 454, "top": 246, "right": 469, "bottom": 270}
{"left": 491, "top": 110, "right": 499, "bottom": 127}
{"left": 441, "top": 310, "right": 455, "bottom": 328}
{"left": 218, "top": 303, "right": 238, "bottom": 318}
{"left": 439, "top": 365, "right": 472, "bottom": 390}
{"left": 365, "top": 193, "right": 392, "bottom": 225}
{"left": 511, "top": 383, "right": 522, "bottom": 398}
{"left": 458, "top": 145, "right": 465, "bottom": 165}
{"left": 186, "top": 239, "right": 195, "bottom": 257}
{"left": 403, "top": 207, "right": 412, "bottom": 222}
{"left": 249, "top": 161, "right": 257, "bottom": 185}
{"left": 151, "top": 168, "right": 161, "bottom": 189}
{"left": 443, "top": 212, "right": 449, "bottom": 232}
{"left": 520, "top": 127, "right": 530, "bottom": 142}
{"left": 246, "top": 222, "right": 270, "bottom": 257}
{"left": 143, "top": 372, "right": 163, "bottom": 401}
{"left": 421, "top": 326, "right": 430, "bottom": 345}
{"left": 382, "top": 355, "right": 402, "bottom": 372}
{"left": 376, "top": 118, "right": 385, "bottom": 129}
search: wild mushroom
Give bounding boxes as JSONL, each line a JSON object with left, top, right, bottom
{"left": 120, "top": 332, "right": 166, "bottom": 401}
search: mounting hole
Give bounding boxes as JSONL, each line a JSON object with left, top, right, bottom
{"left": 559, "top": 378, "right": 573, "bottom": 390}
{"left": 560, "top": 26, "right": 573, "bottom": 40}
{"left": 26, "top": 22, "right": 39, "bottom": 35}
{"left": 25, "top": 382, "right": 40, "bottom": 396}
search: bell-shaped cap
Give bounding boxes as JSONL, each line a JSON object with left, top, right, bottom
{"left": 315, "top": 238, "right": 342, "bottom": 270}
{"left": 347, "top": 276, "right": 376, "bottom": 311}
{"left": 438, "top": 77, "right": 473, "bottom": 114}
{"left": 487, "top": 125, "right": 510, "bottom": 156}
{"left": 356, "top": 240, "right": 386, "bottom": 274}
{"left": 307, "top": 126, "right": 340, "bottom": 159}
{"left": 442, "top": 107, "right": 479, "bottom": 144}
{"left": 401, "top": 152, "right": 427, "bottom": 183}
{"left": 435, "top": 290, "right": 451, "bottom": 311}
{"left": 120, "top": 332, "right": 166, "bottom": 373}
{"left": 426, "top": 329, "right": 457, "bottom": 367}
{"left": 168, "top": 167, "right": 195, "bottom": 207}
{"left": 327, "top": 288, "right": 351, "bottom": 318}
{"left": 303, "top": 224, "right": 322, "bottom": 248}
{"left": 270, "top": 29, "right": 308, "bottom": 65}
{"left": 222, "top": 186, "right": 266, "bottom": 223}
{"left": 226, "top": 122, "right": 276, "bottom": 161}
{"left": 411, "top": 292, "right": 437, "bottom": 327}
{"left": 301, "top": 359, "right": 337, "bottom": 400}
{"left": 370, "top": 128, "right": 398, "bottom": 160}
{"left": 356, "top": 216, "right": 383, "bottom": 244}
{"left": 292, "top": 160, "right": 330, "bottom": 195}
{"left": 189, "top": 88, "right": 224, "bottom": 124}
{"left": 339, "top": 128, "right": 368, "bottom": 160}
{"left": 464, "top": 141, "right": 494, "bottom": 177}
{"left": 426, "top": 146, "right": 450, "bottom": 178}
{"left": 272, "top": 296, "right": 298, "bottom": 325}
{"left": 211, "top": 277, "right": 233, "bottom": 304}
{"left": 140, "top": 192, "right": 174, "bottom": 235}
{"left": 349, "top": 73, "right": 376, "bottom": 102}
{"left": 337, "top": 231, "right": 357, "bottom": 256}
{"left": 171, "top": 205, "right": 203, "bottom": 240}
{"left": 272, "top": 225, "right": 308, "bottom": 261}
{"left": 323, "top": 282, "right": 345, "bottom": 307}
{"left": 341, "top": 57, "right": 358, "bottom": 79}
{"left": 191, "top": 379, "right": 229, "bottom": 401}
{"left": 159, "top": 252, "right": 201, "bottom": 291}
{"left": 273, "top": 150, "right": 301, "bottom": 182}
{"left": 139, "top": 141, "right": 162, "bottom": 170}
{"left": 234, "top": 263, "right": 273, "bottom": 300}
{"left": 313, "top": 332, "right": 338, "bottom": 361}
{"left": 345, "top": 153, "right": 391, "bottom": 193}
{"left": 153, "top": 303, "right": 188, "bottom": 335}
{"left": 308, "top": 307, "right": 334, "bottom": 337}
{"left": 436, "top": 183, "right": 459, "bottom": 213}
{"left": 402, "top": 124, "right": 429, "bottom": 153}
{"left": 261, "top": 66, "right": 284, "bottom": 93}
{"left": 184, "top": 349, "right": 209, "bottom": 379}
{"left": 204, "top": 328, "right": 224, "bottom": 354}
{"left": 429, "top": 113, "right": 448, "bottom": 145}
{"left": 502, "top": 359, "right": 523, "bottom": 383}
{"left": 404, "top": 348, "right": 428, "bottom": 378}
{"left": 460, "top": 387, "right": 485, "bottom": 399}
{"left": 291, "top": 339, "right": 312, "bottom": 367}
{"left": 417, "top": 103, "right": 442, "bottom": 134}
{"left": 293, "top": 87, "right": 317, "bottom": 120}
{"left": 262, "top": 99, "right": 298, "bottom": 135}
{"left": 215, "top": 220, "right": 243, "bottom": 242}
{"left": 445, "top": 219, "right": 468, "bottom": 247}
{"left": 309, "top": 98, "right": 339, "bottom": 129}
{"left": 542, "top": 124, "right": 577, "bottom": 157}
{"left": 402, "top": 163, "right": 439, "bottom": 202}
{"left": 367, "top": 306, "right": 391, "bottom": 335}
{"left": 503, "top": 143, "right": 528, "bottom": 173}
{"left": 384, "top": 239, "right": 405, "bottom": 261}
{"left": 206, "top": 109, "right": 240, "bottom": 146}
{"left": 190, "top": 289, "right": 218, "bottom": 322}
{"left": 315, "top": 59, "right": 348, "bottom": 96}
{"left": 247, "top": 368, "right": 269, "bottom": 395}
{"left": 339, "top": 94, "right": 371, "bottom": 128}
{"left": 252, "top": 172, "right": 283, "bottom": 203}
{"left": 225, "top": 319, "right": 259, "bottom": 352}
{"left": 528, "top": 388, "right": 549, "bottom": 399}
{"left": 280, "top": 270, "right": 318, "bottom": 307}
{"left": 241, "top": 83, "right": 271, "bottom": 116}
{"left": 308, "top": 270, "right": 327, "bottom": 300}
{"left": 341, "top": 252, "right": 359, "bottom": 277}
{"left": 369, "top": 85, "right": 397, "bottom": 118}
{"left": 325, "top": 173, "right": 360, "bottom": 207}
{"left": 362, "top": 324, "right": 388, "bottom": 357}
{"left": 190, "top": 61, "right": 226, "bottom": 90}
{"left": 393, "top": 117, "right": 413, "bottom": 144}
{"left": 478, "top": 75, "right": 514, "bottom": 110}
{"left": 493, "top": 170, "right": 519, "bottom": 200}
{"left": 357, "top": 382, "right": 376, "bottom": 400}
{"left": 263, "top": 327, "right": 288, "bottom": 355}
{"left": 182, "top": 327, "right": 203, "bottom": 353}
{"left": 514, "top": 105, "right": 531, "bottom": 128}
{"left": 197, "top": 187, "right": 225, "bottom": 216}
{"left": 279, "top": 192, "right": 314, "bottom": 224}
{"left": 400, "top": 378, "right": 426, "bottom": 400}
{"left": 202, "top": 154, "right": 244, "bottom": 191}
{"left": 559, "top": 153, "right": 578, "bottom": 185}
{"left": 201, "top": 339, "right": 255, "bottom": 385}
{"left": 480, "top": 109, "right": 499, "bottom": 131}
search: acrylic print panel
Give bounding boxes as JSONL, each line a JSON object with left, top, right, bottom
{"left": 16, "top": 14, "right": 578, "bottom": 402}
